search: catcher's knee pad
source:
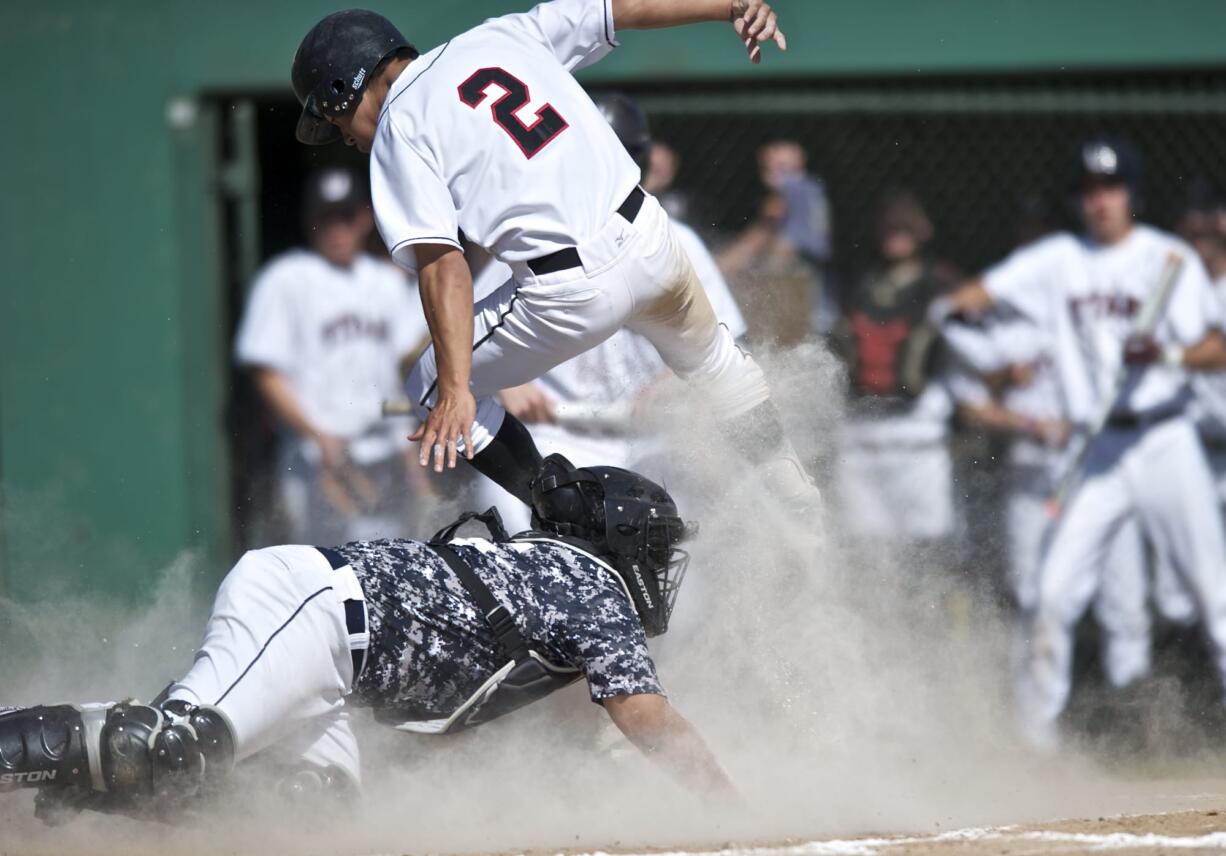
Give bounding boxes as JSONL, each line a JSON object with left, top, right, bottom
{"left": 0, "top": 705, "right": 92, "bottom": 791}
{"left": 100, "top": 701, "right": 235, "bottom": 799}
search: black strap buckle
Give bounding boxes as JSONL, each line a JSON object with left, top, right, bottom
{"left": 430, "top": 507, "right": 511, "bottom": 544}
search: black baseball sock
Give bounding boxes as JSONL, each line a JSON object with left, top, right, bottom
{"left": 468, "top": 413, "right": 544, "bottom": 506}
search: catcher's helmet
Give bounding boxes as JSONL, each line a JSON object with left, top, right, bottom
{"left": 530, "top": 454, "right": 693, "bottom": 637}
{"left": 292, "top": 10, "right": 416, "bottom": 145}
{"left": 1073, "top": 136, "right": 1141, "bottom": 196}
{"left": 592, "top": 92, "right": 652, "bottom": 173}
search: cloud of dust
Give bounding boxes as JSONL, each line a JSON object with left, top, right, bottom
{"left": 0, "top": 345, "right": 1173, "bottom": 856}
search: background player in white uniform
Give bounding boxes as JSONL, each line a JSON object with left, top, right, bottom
{"left": 938, "top": 138, "right": 1226, "bottom": 748}
{"left": 290, "top": 1, "right": 818, "bottom": 519}
{"left": 235, "top": 169, "right": 428, "bottom": 544}
{"left": 942, "top": 310, "right": 1152, "bottom": 699}
{"left": 474, "top": 92, "right": 748, "bottom": 532}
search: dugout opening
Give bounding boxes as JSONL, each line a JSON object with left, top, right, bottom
{"left": 213, "top": 94, "right": 374, "bottom": 550}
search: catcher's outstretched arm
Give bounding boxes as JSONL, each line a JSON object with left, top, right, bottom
{"left": 603, "top": 693, "right": 738, "bottom": 800}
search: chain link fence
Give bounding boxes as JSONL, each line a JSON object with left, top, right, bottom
{"left": 628, "top": 71, "right": 1226, "bottom": 313}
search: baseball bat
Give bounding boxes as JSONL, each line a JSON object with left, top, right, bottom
{"left": 1044, "top": 251, "right": 1185, "bottom": 518}
{"left": 381, "top": 398, "right": 634, "bottom": 432}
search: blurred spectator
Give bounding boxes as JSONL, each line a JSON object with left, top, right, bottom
{"left": 644, "top": 141, "right": 690, "bottom": 223}
{"left": 1177, "top": 183, "right": 1226, "bottom": 289}
{"left": 234, "top": 168, "right": 429, "bottom": 544}
{"left": 717, "top": 140, "right": 834, "bottom": 343}
{"left": 830, "top": 189, "right": 960, "bottom": 548}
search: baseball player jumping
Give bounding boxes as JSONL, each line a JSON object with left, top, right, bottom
{"left": 473, "top": 91, "right": 749, "bottom": 532}
{"left": 289, "top": 0, "right": 820, "bottom": 516}
{"left": 936, "top": 138, "right": 1226, "bottom": 749}
{"left": 0, "top": 459, "right": 730, "bottom": 821}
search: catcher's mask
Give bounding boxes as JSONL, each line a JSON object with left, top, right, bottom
{"left": 530, "top": 454, "right": 694, "bottom": 637}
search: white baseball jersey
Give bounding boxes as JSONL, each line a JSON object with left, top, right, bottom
{"left": 234, "top": 250, "right": 427, "bottom": 463}
{"left": 983, "top": 225, "right": 1221, "bottom": 422}
{"left": 471, "top": 220, "right": 748, "bottom": 408}
{"left": 943, "top": 315, "right": 1069, "bottom": 469}
{"left": 371, "top": 0, "right": 639, "bottom": 271}
{"left": 1190, "top": 272, "right": 1226, "bottom": 443}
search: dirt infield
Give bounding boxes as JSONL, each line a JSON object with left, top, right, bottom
{"left": 750, "top": 810, "right": 1226, "bottom": 855}
{"left": 555, "top": 782, "right": 1226, "bottom": 856}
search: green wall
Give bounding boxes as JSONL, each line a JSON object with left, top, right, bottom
{"left": 2, "top": 0, "right": 1225, "bottom": 601}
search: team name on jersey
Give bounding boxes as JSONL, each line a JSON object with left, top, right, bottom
{"left": 321, "top": 314, "right": 390, "bottom": 345}
{"left": 1068, "top": 293, "right": 1141, "bottom": 322}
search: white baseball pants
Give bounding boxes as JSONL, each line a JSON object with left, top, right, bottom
{"left": 168, "top": 546, "right": 364, "bottom": 784}
{"left": 1019, "top": 417, "right": 1226, "bottom": 732}
{"left": 1006, "top": 464, "right": 1150, "bottom": 692}
{"left": 404, "top": 193, "right": 771, "bottom": 452}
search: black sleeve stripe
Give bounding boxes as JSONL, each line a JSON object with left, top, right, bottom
{"left": 603, "top": 0, "right": 615, "bottom": 47}
{"left": 417, "top": 286, "right": 522, "bottom": 410}
{"left": 390, "top": 236, "right": 464, "bottom": 256}
{"left": 380, "top": 41, "right": 453, "bottom": 121}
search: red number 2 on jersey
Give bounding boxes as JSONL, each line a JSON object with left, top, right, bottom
{"left": 457, "top": 68, "right": 569, "bottom": 159}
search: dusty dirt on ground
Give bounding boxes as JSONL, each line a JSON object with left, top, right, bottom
{"left": 538, "top": 781, "right": 1226, "bottom": 856}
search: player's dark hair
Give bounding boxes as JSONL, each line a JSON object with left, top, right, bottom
{"left": 372, "top": 45, "right": 419, "bottom": 84}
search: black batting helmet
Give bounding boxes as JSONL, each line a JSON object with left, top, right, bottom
{"left": 1073, "top": 136, "right": 1141, "bottom": 197}
{"left": 530, "top": 454, "right": 693, "bottom": 637}
{"left": 292, "top": 10, "right": 417, "bottom": 145}
{"left": 591, "top": 92, "right": 652, "bottom": 173}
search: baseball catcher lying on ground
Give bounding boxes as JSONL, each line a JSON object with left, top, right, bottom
{"left": 0, "top": 456, "right": 729, "bottom": 822}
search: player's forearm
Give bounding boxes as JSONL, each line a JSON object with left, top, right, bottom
{"left": 929, "top": 278, "right": 994, "bottom": 326}
{"left": 612, "top": 0, "right": 737, "bottom": 29}
{"left": 958, "top": 400, "right": 1033, "bottom": 438}
{"left": 1178, "top": 328, "right": 1226, "bottom": 371}
{"left": 252, "top": 368, "right": 320, "bottom": 440}
{"left": 417, "top": 247, "right": 475, "bottom": 396}
{"left": 604, "top": 695, "right": 737, "bottom": 798}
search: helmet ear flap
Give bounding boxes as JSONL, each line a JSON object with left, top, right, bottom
{"left": 530, "top": 455, "right": 606, "bottom": 543}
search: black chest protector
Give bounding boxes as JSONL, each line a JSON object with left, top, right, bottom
{"left": 390, "top": 509, "right": 582, "bottom": 735}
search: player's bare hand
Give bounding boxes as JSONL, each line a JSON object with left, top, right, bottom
{"left": 731, "top": 0, "right": 786, "bottom": 64}
{"left": 314, "top": 433, "right": 349, "bottom": 471}
{"left": 1031, "top": 418, "right": 1073, "bottom": 449}
{"left": 410, "top": 390, "right": 477, "bottom": 472}
{"left": 498, "top": 383, "right": 556, "bottom": 424}
{"left": 1007, "top": 361, "right": 1037, "bottom": 388}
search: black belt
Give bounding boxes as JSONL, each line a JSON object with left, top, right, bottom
{"left": 1105, "top": 406, "right": 1182, "bottom": 430}
{"left": 527, "top": 186, "right": 645, "bottom": 276}
{"left": 317, "top": 547, "right": 368, "bottom": 681}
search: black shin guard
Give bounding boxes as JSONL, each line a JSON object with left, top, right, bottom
{"left": 0, "top": 706, "right": 91, "bottom": 791}
{"left": 725, "top": 400, "right": 786, "bottom": 464}
{"left": 468, "top": 414, "right": 544, "bottom": 506}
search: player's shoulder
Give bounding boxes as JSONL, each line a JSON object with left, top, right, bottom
{"left": 1001, "top": 230, "right": 1081, "bottom": 270}
{"left": 373, "top": 41, "right": 454, "bottom": 140}
{"left": 1130, "top": 222, "right": 1196, "bottom": 258}
{"left": 250, "top": 248, "right": 324, "bottom": 289}
{"left": 354, "top": 253, "right": 410, "bottom": 284}
{"left": 1031, "top": 230, "right": 1081, "bottom": 256}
